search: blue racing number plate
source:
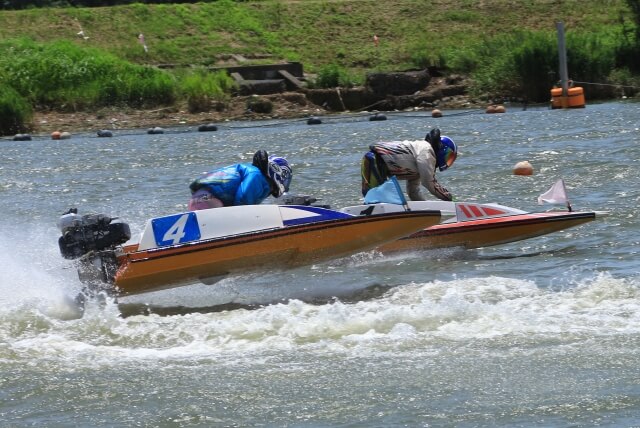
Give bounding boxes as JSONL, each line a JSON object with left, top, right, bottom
{"left": 151, "top": 212, "right": 201, "bottom": 246}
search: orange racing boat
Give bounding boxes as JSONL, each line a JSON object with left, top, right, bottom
{"left": 57, "top": 203, "right": 441, "bottom": 296}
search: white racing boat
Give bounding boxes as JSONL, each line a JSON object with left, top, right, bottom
{"left": 341, "top": 200, "right": 598, "bottom": 252}
{"left": 56, "top": 202, "right": 442, "bottom": 296}
{"left": 337, "top": 178, "right": 600, "bottom": 252}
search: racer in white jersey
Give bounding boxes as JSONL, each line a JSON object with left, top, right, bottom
{"left": 361, "top": 128, "right": 457, "bottom": 201}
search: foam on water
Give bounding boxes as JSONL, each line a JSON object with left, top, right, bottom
{"left": 2, "top": 256, "right": 639, "bottom": 369}
{"left": 0, "top": 226, "right": 85, "bottom": 321}
{"left": 2, "top": 212, "right": 637, "bottom": 368}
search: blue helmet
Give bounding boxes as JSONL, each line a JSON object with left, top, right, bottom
{"left": 436, "top": 136, "right": 457, "bottom": 171}
{"left": 267, "top": 156, "right": 292, "bottom": 197}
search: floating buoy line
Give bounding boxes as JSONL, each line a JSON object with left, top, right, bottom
{"left": 0, "top": 104, "right": 567, "bottom": 141}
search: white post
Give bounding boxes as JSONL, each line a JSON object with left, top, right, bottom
{"left": 556, "top": 22, "right": 569, "bottom": 97}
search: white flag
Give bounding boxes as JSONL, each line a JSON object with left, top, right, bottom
{"left": 538, "top": 179, "right": 568, "bottom": 205}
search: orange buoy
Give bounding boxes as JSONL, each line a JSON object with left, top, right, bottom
{"left": 551, "top": 86, "right": 586, "bottom": 109}
{"left": 51, "top": 131, "right": 61, "bottom": 140}
{"left": 486, "top": 105, "right": 496, "bottom": 114}
{"left": 513, "top": 161, "right": 534, "bottom": 176}
{"left": 431, "top": 109, "right": 442, "bottom": 118}
{"left": 494, "top": 105, "right": 506, "bottom": 113}
{"left": 568, "top": 87, "right": 585, "bottom": 108}
{"left": 551, "top": 87, "right": 564, "bottom": 109}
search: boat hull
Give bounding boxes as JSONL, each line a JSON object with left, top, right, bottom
{"left": 340, "top": 201, "right": 598, "bottom": 252}
{"left": 377, "top": 211, "right": 596, "bottom": 252}
{"left": 114, "top": 210, "right": 441, "bottom": 295}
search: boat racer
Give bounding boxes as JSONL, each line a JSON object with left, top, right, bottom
{"left": 188, "top": 150, "right": 292, "bottom": 210}
{"left": 361, "top": 128, "right": 457, "bottom": 201}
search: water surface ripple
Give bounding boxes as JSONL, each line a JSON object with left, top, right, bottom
{"left": 1, "top": 101, "right": 639, "bottom": 426}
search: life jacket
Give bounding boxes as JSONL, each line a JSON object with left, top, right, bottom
{"left": 361, "top": 150, "right": 389, "bottom": 196}
{"left": 190, "top": 163, "right": 271, "bottom": 206}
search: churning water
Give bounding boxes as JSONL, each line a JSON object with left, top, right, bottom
{"left": 1, "top": 101, "right": 640, "bottom": 426}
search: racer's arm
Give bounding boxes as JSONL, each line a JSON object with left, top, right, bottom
{"left": 406, "top": 178, "right": 425, "bottom": 201}
{"left": 416, "top": 146, "right": 453, "bottom": 201}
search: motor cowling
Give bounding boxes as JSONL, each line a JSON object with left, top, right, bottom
{"left": 279, "top": 194, "right": 331, "bottom": 209}
{"left": 57, "top": 209, "right": 131, "bottom": 260}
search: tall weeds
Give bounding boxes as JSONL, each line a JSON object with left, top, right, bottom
{"left": 179, "top": 68, "right": 236, "bottom": 113}
{"left": 0, "top": 38, "right": 176, "bottom": 111}
{"left": 464, "top": 30, "right": 622, "bottom": 102}
{"left": 0, "top": 84, "right": 32, "bottom": 135}
{"left": 311, "top": 64, "right": 359, "bottom": 89}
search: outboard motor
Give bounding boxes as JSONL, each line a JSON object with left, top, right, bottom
{"left": 57, "top": 208, "right": 131, "bottom": 288}
{"left": 57, "top": 208, "right": 131, "bottom": 260}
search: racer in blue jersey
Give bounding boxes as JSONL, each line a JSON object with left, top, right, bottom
{"left": 188, "top": 150, "right": 292, "bottom": 210}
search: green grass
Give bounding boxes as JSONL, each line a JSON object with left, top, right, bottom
{"left": 0, "top": 0, "right": 637, "bottom": 134}
{"left": 0, "top": 38, "right": 176, "bottom": 110}
{"left": 0, "top": 0, "right": 633, "bottom": 72}
{"left": 0, "top": 37, "right": 240, "bottom": 134}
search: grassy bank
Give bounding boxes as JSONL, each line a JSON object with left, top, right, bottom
{"left": 0, "top": 0, "right": 639, "bottom": 134}
{"left": 0, "top": 0, "right": 632, "bottom": 72}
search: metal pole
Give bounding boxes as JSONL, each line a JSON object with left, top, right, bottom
{"left": 556, "top": 22, "right": 569, "bottom": 97}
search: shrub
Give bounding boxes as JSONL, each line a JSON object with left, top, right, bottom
{"left": 180, "top": 68, "right": 236, "bottom": 113}
{"left": 313, "top": 63, "right": 356, "bottom": 88}
{"left": 615, "top": 40, "right": 640, "bottom": 73}
{"left": 0, "top": 38, "right": 177, "bottom": 110}
{"left": 609, "top": 67, "right": 640, "bottom": 97}
{"left": 511, "top": 32, "right": 558, "bottom": 102}
{"left": 470, "top": 29, "right": 624, "bottom": 102}
{"left": 0, "top": 84, "right": 32, "bottom": 136}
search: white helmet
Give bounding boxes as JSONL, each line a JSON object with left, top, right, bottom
{"left": 267, "top": 156, "right": 292, "bottom": 197}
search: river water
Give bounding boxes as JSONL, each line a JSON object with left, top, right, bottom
{"left": 1, "top": 101, "right": 639, "bottom": 426}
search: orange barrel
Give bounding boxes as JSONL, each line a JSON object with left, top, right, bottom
{"left": 567, "top": 86, "right": 586, "bottom": 108}
{"left": 550, "top": 87, "right": 565, "bottom": 109}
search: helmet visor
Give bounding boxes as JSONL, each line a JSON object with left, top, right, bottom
{"left": 437, "top": 137, "right": 457, "bottom": 171}
{"left": 440, "top": 146, "right": 457, "bottom": 171}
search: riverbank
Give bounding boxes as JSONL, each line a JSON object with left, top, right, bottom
{"left": 2, "top": 0, "right": 637, "bottom": 139}
{"left": 30, "top": 93, "right": 320, "bottom": 135}
{"left": 30, "top": 89, "right": 484, "bottom": 136}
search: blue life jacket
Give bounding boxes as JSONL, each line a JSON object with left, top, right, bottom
{"left": 189, "top": 163, "right": 271, "bottom": 206}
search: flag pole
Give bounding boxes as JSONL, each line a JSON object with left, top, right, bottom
{"left": 560, "top": 178, "right": 572, "bottom": 212}
{"left": 390, "top": 176, "right": 410, "bottom": 211}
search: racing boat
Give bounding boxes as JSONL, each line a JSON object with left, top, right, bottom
{"left": 340, "top": 178, "right": 600, "bottom": 252}
{"left": 341, "top": 200, "right": 598, "bottom": 252}
{"left": 57, "top": 203, "right": 442, "bottom": 296}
